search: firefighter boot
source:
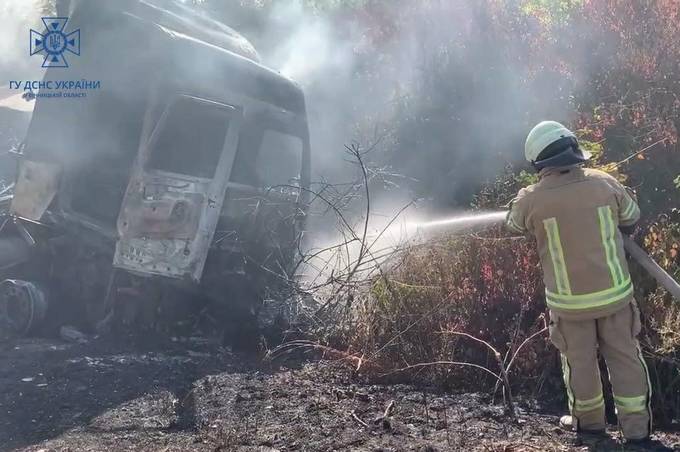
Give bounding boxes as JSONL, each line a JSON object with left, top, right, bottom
{"left": 559, "top": 415, "right": 606, "bottom": 435}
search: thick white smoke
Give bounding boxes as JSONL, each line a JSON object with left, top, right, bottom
{"left": 232, "top": 1, "right": 576, "bottom": 283}
{"left": 0, "top": 0, "right": 46, "bottom": 81}
{"left": 265, "top": 2, "right": 354, "bottom": 84}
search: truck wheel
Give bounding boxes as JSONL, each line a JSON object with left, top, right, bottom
{"left": 0, "top": 279, "right": 48, "bottom": 339}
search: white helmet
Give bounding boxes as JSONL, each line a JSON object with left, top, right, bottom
{"left": 525, "top": 121, "right": 590, "bottom": 168}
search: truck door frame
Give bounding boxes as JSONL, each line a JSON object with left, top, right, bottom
{"left": 114, "top": 90, "right": 244, "bottom": 282}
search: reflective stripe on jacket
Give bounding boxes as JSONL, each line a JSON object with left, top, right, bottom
{"left": 506, "top": 167, "right": 640, "bottom": 320}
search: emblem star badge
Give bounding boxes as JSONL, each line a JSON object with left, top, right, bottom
{"left": 30, "top": 17, "right": 81, "bottom": 68}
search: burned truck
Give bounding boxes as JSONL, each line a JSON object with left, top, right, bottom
{"left": 0, "top": 0, "right": 310, "bottom": 341}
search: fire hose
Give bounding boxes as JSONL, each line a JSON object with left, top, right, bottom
{"left": 500, "top": 212, "right": 680, "bottom": 301}
{"left": 622, "top": 235, "right": 680, "bottom": 301}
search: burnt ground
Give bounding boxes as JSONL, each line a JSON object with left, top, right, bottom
{"left": 1, "top": 336, "right": 679, "bottom": 452}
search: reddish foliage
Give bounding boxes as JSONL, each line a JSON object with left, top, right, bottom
{"left": 351, "top": 224, "right": 553, "bottom": 394}
{"left": 565, "top": 1, "right": 680, "bottom": 213}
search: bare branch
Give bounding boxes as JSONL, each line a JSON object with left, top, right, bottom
{"left": 380, "top": 361, "right": 502, "bottom": 383}
{"left": 438, "top": 330, "right": 501, "bottom": 358}
{"left": 506, "top": 326, "right": 549, "bottom": 376}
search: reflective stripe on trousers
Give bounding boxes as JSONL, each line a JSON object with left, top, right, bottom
{"left": 575, "top": 393, "right": 605, "bottom": 412}
{"left": 551, "top": 305, "right": 652, "bottom": 439}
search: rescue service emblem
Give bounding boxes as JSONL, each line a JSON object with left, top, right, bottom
{"left": 30, "top": 17, "right": 81, "bottom": 68}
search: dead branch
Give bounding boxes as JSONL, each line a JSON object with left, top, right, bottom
{"left": 506, "top": 326, "right": 549, "bottom": 376}
{"left": 379, "top": 361, "right": 501, "bottom": 382}
{"left": 383, "top": 399, "right": 395, "bottom": 418}
{"left": 439, "top": 330, "right": 501, "bottom": 359}
{"left": 265, "top": 340, "right": 380, "bottom": 372}
{"left": 438, "top": 330, "right": 516, "bottom": 417}
{"left": 342, "top": 143, "right": 372, "bottom": 285}
{"left": 350, "top": 410, "right": 369, "bottom": 428}
{"left": 612, "top": 137, "right": 667, "bottom": 168}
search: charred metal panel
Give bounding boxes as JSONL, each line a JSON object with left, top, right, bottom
{"left": 118, "top": 178, "right": 204, "bottom": 240}
{"left": 115, "top": 237, "right": 197, "bottom": 278}
{"left": 114, "top": 95, "right": 242, "bottom": 282}
{"left": 11, "top": 160, "right": 60, "bottom": 221}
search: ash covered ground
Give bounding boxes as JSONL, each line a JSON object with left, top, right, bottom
{"left": 1, "top": 335, "right": 679, "bottom": 452}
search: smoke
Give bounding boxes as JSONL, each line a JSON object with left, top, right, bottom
{"left": 0, "top": 0, "right": 45, "bottom": 182}
{"left": 0, "top": 0, "right": 581, "bottom": 278}
{"left": 244, "top": 2, "right": 378, "bottom": 181}
{"left": 264, "top": 2, "right": 354, "bottom": 85}
{"left": 0, "top": 0, "right": 46, "bottom": 81}
{"left": 220, "top": 1, "right": 578, "bottom": 281}
{"left": 245, "top": 1, "right": 574, "bottom": 202}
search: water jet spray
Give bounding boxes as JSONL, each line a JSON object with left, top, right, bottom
{"left": 410, "top": 210, "right": 680, "bottom": 301}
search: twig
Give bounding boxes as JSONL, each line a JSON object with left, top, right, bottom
{"left": 611, "top": 138, "right": 667, "bottom": 168}
{"left": 379, "top": 360, "right": 501, "bottom": 382}
{"left": 344, "top": 144, "right": 371, "bottom": 285}
{"left": 438, "top": 329, "right": 517, "bottom": 417}
{"left": 383, "top": 400, "right": 395, "bottom": 418}
{"left": 350, "top": 410, "right": 369, "bottom": 428}
{"left": 368, "top": 291, "right": 456, "bottom": 360}
{"left": 373, "top": 399, "right": 396, "bottom": 430}
{"left": 439, "top": 330, "right": 500, "bottom": 359}
{"left": 494, "top": 322, "right": 548, "bottom": 400}
{"left": 265, "top": 340, "right": 371, "bottom": 369}
{"left": 506, "top": 326, "right": 549, "bottom": 376}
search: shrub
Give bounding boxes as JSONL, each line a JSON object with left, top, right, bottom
{"left": 345, "top": 224, "right": 554, "bottom": 394}
{"left": 330, "top": 215, "right": 680, "bottom": 422}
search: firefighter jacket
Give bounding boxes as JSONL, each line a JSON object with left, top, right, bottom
{"left": 507, "top": 167, "right": 640, "bottom": 320}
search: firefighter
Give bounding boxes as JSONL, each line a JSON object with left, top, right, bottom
{"left": 506, "top": 121, "right": 652, "bottom": 443}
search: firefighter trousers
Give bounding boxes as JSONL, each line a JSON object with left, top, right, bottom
{"left": 548, "top": 301, "right": 652, "bottom": 440}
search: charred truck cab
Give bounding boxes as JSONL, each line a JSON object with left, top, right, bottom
{"left": 1, "top": 0, "right": 310, "bottom": 337}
